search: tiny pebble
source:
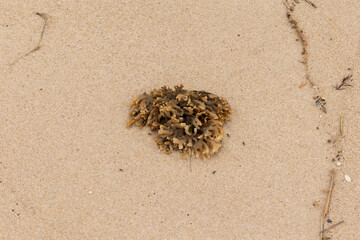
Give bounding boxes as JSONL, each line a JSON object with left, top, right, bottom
{"left": 345, "top": 175, "right": 351, "bottom": 182}
{"left": 336, "top": 161, "right": 342, "bottom": 166}
{"left": 89, "top": 191, "right": 93, "bottom": 194}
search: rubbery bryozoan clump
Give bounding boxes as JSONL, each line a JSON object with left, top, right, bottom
{"left": 127, "top": 85, "right": 232, "bottom": 159}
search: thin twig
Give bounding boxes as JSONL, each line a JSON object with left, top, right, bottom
{"left": 299, "top": 81, "right": 307, "bottom": 88}
{"left": 319, "top": 220, "right": 344, "bottom": 234}
{"left": 35, "top": 12, "right": 49, "bottom": 45}
{"left": 321, "top": 170, "right": 335, "bottom": 240}
{"left": 9, "top": 12, "right": 49, "bottom": 66}
{"left": 323, "top": 169, "right": 335, "bottom": 219}
{"left": 320, "top": 215, "right": 325, "bottom": 240}
{"left": 334, "top": 75, "right": 353, "bottom": 90}
{"left": 304, "top": 0, "right": 317, "bottom": 8}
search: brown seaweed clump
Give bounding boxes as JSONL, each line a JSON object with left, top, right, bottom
{"left": 127, "top": 85, "right": 232, "bottom": 159}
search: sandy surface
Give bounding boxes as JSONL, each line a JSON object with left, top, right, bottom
{"left": 1, "top": 0, "right": 359, "bottom": 239}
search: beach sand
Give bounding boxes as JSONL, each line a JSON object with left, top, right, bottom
{"left": 1, "top": 0, "right": 359, "bottom": 239}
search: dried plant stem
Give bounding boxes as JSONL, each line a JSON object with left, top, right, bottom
{"left": 319, "top": 220, "right": 344, "bottom": 234}
{"left": 9, "top": 12, "right": 49, "bottom": 66}
{"left": 323, "top": 169, "right": 335, "bottom": 219}
{"left": 284, "top": 1, "right": 314, "bottom": 86}
{"left": 299, "top": 81, "right": 307, "bottom": 88}
{"left": 334, "top": 74, "right": 353, "bottom": 90}
{"left": 320, "top": 216, "right": 325, "bottom": 240}
{"left": 304, "top": 0, "right": 317, "bottom": 8}
{"left": 320, "top": 170, "right": 335, "bottom": 240}
{"left": 35, "top": 13, "right": 49, "bottom": 46}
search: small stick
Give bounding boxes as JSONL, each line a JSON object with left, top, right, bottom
{"left": 319, "top": 220, "right": 344, "bottom": 234}
{"left": 323, "top": 169, "right": 335, "bottom": 219}
{"left": 320, "top": 215, "right": 325, "bottom": 240}
{"left": 35, "top": 12, "right": 49, "bottom": 46}
{"left": 9, "top": 12, "right": 49, "bottom": 66}
{"left": 321, "top": 170, "right": 336, "bottom": 240}
{"left": 299, "top": 81, "right": 307, "bottom": 88}
{"left": 340, "top": 115, "right": 344, "bottom": 136}
{"left": 304, "top": 0, "right": 317, "bottom": 8}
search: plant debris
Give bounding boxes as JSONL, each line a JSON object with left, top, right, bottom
{"left": 321, "top": 169, "right": 336, "bottom": 240}
{"left": 304, "top": 0, "right": 317, "bottom": 8}
{"left": 127, "top": 85, "right": 232, "bottom": 159}
{"left": 299, "top": 81, "right": 307, "bottom": 88}
{"left": 284, "top": 0, "right": 313, "bottom": 86}
{"left": 334, "top": 75, "right": 353, "bottom": 90}
{"left": 323, "top": 169, "right": 335, "bottom": 219}
{"left": 320, "top": 220, "right": 344, "bottom": 234}
{"left": 314, "top": 96, "right": 327, "bottom": 113}
{"left": 9, "top": 12, "right": 49, "bottom": 66}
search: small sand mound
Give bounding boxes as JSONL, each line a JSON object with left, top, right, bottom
{"left": 127, "top": 85, "right": 232, "bottom": 159}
